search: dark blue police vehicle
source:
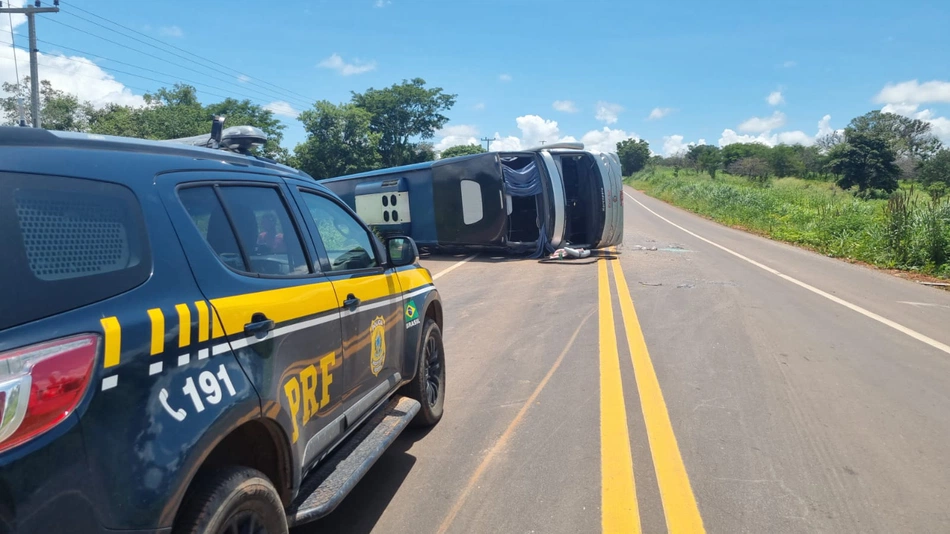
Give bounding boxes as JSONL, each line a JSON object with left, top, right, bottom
{"left": 0, "top": 124, "right": 446, "bottom": 533}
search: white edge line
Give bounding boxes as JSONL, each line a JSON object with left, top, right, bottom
{"left": 624, "top": 190, "right": 950, "bottom": 357}
{"left": 432, "top": 254, "right": 477, "bottom": 281}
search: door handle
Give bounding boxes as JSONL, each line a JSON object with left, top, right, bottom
{"left": 244, "top": 312, "right": 275, "bottom": 337}
{"left": 343, "top": 294, "right": 361, "bottom": 309}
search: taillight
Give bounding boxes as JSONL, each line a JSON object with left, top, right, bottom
{"left": 0, "top": 334, "right": 98, "bottom": 453}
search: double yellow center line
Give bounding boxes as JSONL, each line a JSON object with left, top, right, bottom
{"left": 599, "top": 254, "right": 705, "bottom": 533}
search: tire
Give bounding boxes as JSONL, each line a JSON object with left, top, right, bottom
{"left": 405, "top": 318, "right": 446, "bottom": 427}
{"left": 174, "top": 466, "right": 288, "bottom": 534}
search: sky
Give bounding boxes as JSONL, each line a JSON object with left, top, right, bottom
{"left": 1, "top": 0, "right": 950, "bottom": 156}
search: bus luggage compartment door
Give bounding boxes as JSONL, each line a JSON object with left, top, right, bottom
{"left": 431, "top": 154, "right": 507, "bottom": 246}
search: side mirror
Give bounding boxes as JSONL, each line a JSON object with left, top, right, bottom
{"left": 386, "top": 236, "right": 419, "bottom": 267}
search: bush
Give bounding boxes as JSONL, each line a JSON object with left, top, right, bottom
{"left": 630, "top": 166, "right": 949, "bottom": 278}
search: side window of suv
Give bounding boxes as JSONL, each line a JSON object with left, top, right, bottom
{"left": 179, "top": 185, "right": 312, "bottom": 276}
{"left": 300, "top": 192, "right": 379, "bottom": 272}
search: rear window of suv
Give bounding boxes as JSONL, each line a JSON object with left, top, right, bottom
{"left": 0, "top": 173, "right": 151, "bottom": 331}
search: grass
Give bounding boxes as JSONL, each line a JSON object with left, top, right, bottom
{"left": 628, "top": 166, "right": 950, "bottom": 279}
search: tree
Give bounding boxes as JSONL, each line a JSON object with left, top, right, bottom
{"left": 918, "top": 148, "right": 950, "bottom": 187}
{"left": 720, "top": 142, "right": 771, "bottom": 169}
{"left": 1, "top": 77, "right": 93, "bottom": 131}
{"left": 440, "top": 144, "right": 485, "bottom": 159}
{"left": 829, "top": 129, "right": 901, "bottom": 193}
{"left": 727, "top": 157, "right": 770, "bottom": 184}
{"left": 768, "top": 144, "right": 805, "bottom": 178}
{"left": 293, "top": 101, "right": 380, "bottom": 179}
{"left": 350, "top": 78, "right": 457, "bottom": 167}
{"left": 616, "top": 138, "right": 651, "bottom": 176}
{"left": 686, "top": 145, "right": 722, "bottom": 179}
{"left": 815, "top": 131, "right": 844, "bottom": 154}
{"left": 849, "top": 110, "right": 942, "bottom": 162}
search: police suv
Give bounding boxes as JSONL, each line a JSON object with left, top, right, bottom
{"left": 0, "top": 124, "right": 446, "bottom": 533}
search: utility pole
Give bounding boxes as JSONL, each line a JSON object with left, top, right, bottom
{"left": 480, "top": 136, "right": 498, "bottom": 152}
{"left": 0, "top": 1, "right": 60, "bottom": 128}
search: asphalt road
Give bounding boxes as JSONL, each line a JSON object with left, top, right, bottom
{"left": 298, "top": 186, "right": 950, "bottom": 534}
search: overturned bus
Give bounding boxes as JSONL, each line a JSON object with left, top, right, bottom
{"left": 320, "top": 142, "right": 624, "bottom": 255}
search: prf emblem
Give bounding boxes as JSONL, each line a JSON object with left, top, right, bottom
{"left": 370, "top": 316, "right": 386, "bottom": 376}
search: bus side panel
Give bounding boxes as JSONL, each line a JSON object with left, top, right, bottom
{"left": 431, "top": 155, "right": 507, "bottom": 246}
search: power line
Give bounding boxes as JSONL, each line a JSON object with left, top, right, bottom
{"left": 51, "top": 1, "right": 316, "bottom": 105}
{"left": 0, "top": 51, "right": 153, "bottom": 95}
{"left": 41, "top": 17, "right": 314, "bottom": 109}
{"left": 12, "top": 34, "right": 295, "bottom": 108}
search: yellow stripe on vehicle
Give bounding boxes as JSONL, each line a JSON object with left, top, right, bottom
{"left": 610, "top": 259, "right": 705, "bottom": 534}
{"left": 210, "top": 281, "right": 339, "bottom": 336}
{"left": 147, "top": 308, "right": 164, "bottom": 356}
{"left": 330, "top": 273, "right": 398, "bottom": 307}
{"left": 396, "top": 267, "right": 433, "bottom": 292}
{"left": 175, "top": 304, "right": 191, "bottom": 348}
{"left": 195, "top": 300, "right": 210, "bottom": 342}
{"left": 598, "top": 258, "right": 641, "bottom": 533}
{"left": 100, "top": 316, "right": 122, "bottom": 368}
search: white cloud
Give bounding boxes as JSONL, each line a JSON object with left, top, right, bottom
{"left": 264, "top": 101, "right": 299, "bottom": 118}
{"left": 374, "top": 0, "right": 392, "bottom": 6}
{"left": 873, "top": 80, "right": 950, "bottom": 143}
{"left": 1, "top": 2, "right": 144, "bottom": 113}
{"left": 719, "top": 114, "right": 840, "bottom": 148}
{"left": 816, "top": 114, "right": 835, "bottom": 138}
{"left": 738, "top": 111, "right": 786, "bottom": 133}
{"left": 159, "top": 26, "right": 184, "bottom": 38}
{"left": 881, "top": 102, "right": 919, "bottom": 115}
{"left": 474, "top": 102, "right": 485, "bottom": 110}
{"left": 580, "top": 127, "right": 637, "bottom": 153}
{"left": 767, "top": 91, "right": 784, "bottom": 106}
{"left": 874, "top": 80, "right": 950, "bottom": 106}
{"left": 433, "top": 124, "right": 480, "bottom": 152}
{"left": 499, "top": 74, "right": 512, "bottom": 82}
{"left": 237, "top": 74, "right": 251, "bottom": 83}
{"left": 552, "top": 100, "right": 578, "bottom": 113}
{"left": 317, "top": 53, "right": 376, "bottom": 76}
{"left": 595, "top": 101, "right": 623, "bottom": 124}
{"left": 516, "top": 115, "right": 563, "bottom": 148}
{"left": 647, "top": 107, "right": 674, "bottom": 120}
{"left": 782, "top": 60, "right": 797, "bottom": 68}
{"left": 439, "top": 124, "right": 479, "bottom": 138}
{"left": 662, "top": 135, "right": 705, "bottom": 156}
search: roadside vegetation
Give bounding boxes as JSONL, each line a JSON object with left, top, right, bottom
{"left": 620, "top": 111, "right": 950, "bottom": 278}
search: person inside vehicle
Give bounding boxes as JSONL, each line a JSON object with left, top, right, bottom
{"left": 257, "top": 211, "right": 285, "bottom": 254}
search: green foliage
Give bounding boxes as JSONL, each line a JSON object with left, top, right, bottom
{"left": 616, "top": 138, "right": 651, "bottom": 176}
{"left": 829, "top": 130, "right": 901, "bottom": 193}
{"left": 439, "top": 144, "right": 486, "bottom": 159}
{"left": 720, "top": 142, "right": 771, "bottom": 169}
{"left": 350, "top": 78, "right": 457, "bottom": 168}
{"left": 727, "top": 156, "right": 771, "bottom": 186}
{"left": 629, "top": 166, "right": 950, "bottom": 277}
{"left": 687, "top": 145, "right": 722, "bottom": 179}
{"left": 849, "top": 110, "right": 942, "bottom": 161}
{"left": 1, "top": 78, "right": 93, "bottom": 131}
{"left": 919, "top": 149, "right": 950, "bottom": 187}
{"left": 768, "top": 144, "right": 805, "bottom": 178}
{"left": 294, "top": 101, "right": 381, "bottom": 180}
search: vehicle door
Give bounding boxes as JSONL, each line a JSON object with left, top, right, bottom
{"left": 158, "top": 172, "right": 346, "bottom": 474}
{"left": 288, "top": 185, "right": 406, "bottom": 427}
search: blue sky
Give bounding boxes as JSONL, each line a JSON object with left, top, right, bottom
{"left": 2, "top": 0, "right": 950, "bottom": 155}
